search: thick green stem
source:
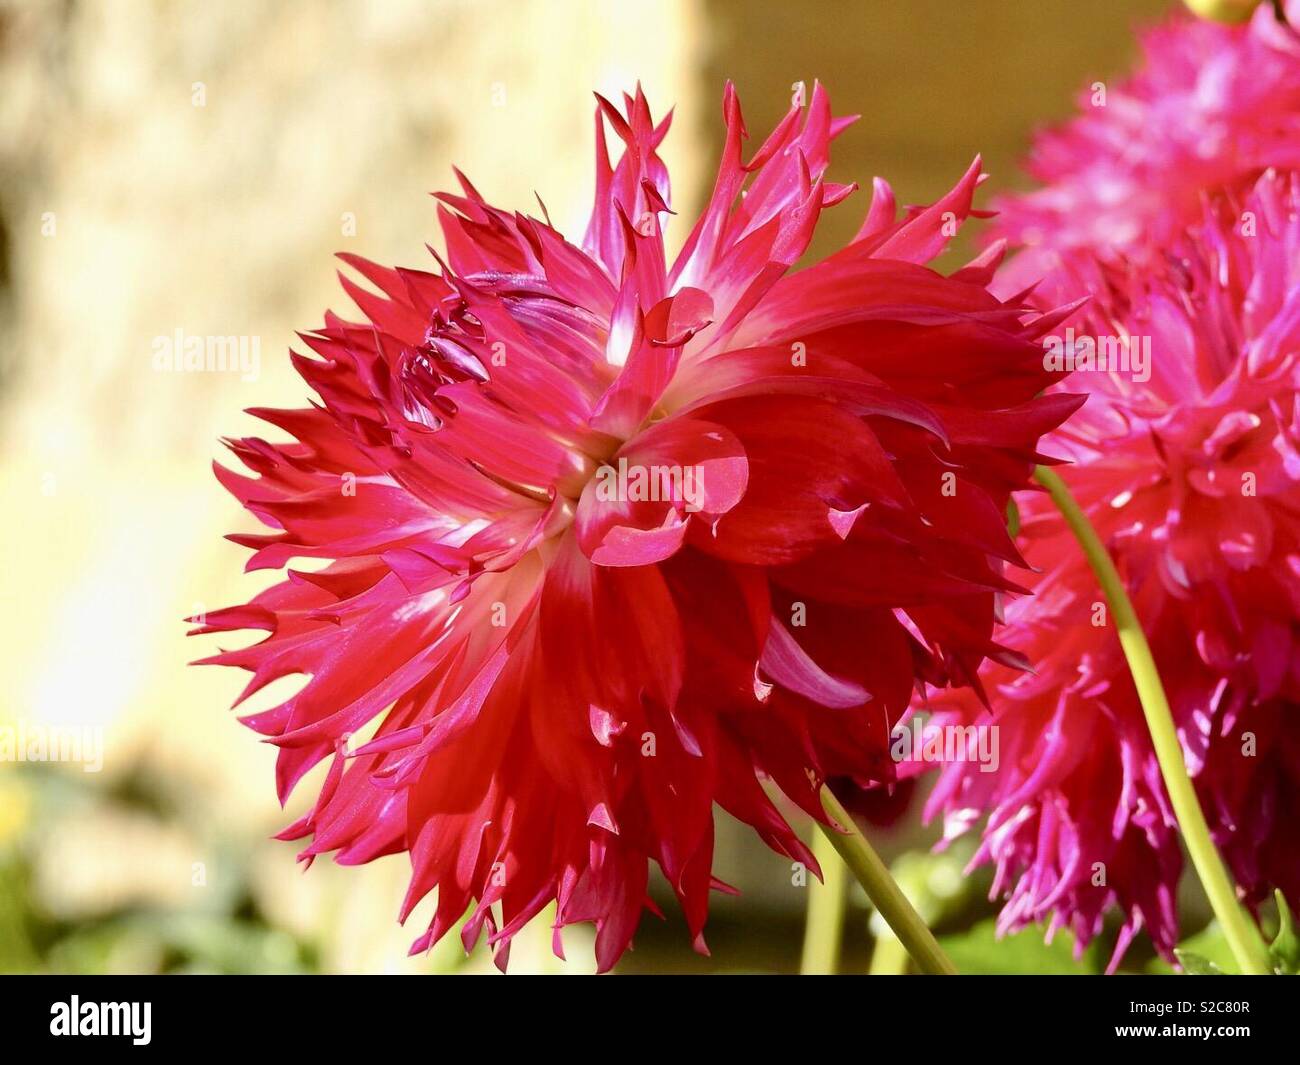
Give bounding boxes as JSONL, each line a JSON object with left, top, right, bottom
{"left": 1034, "top": 465, "right": 1273, "bottom": 975}
{"left": 816, "top": 786, "right": 958, "bottom": 975}
{"left": 800, "top": 825, "right": 848, "bottom": 974}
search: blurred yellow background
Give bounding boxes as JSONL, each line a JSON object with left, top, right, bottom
{"left": 0, "top": 0, "right": 1169, "bottom": 974}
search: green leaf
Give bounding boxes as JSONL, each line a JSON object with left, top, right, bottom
{"left": 1269, "top": 889, "right": 1299, "bottom": 974}
{"left": 1147, "top": 921, "right": 1238, "bottom": 974}
{"left": 937, "top": 919, "right": 1102, "bottom": 975}
{"left": 1174, "top": 950, "right": 1225, "bottom": 975}
{"left": 1006, "top": 498, "right": 1021, "bottom": 538}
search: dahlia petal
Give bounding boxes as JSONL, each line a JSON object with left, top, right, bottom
{"left": 864, "top": 156, "right": 984, "bottom": 264}
{"left": 202, "top": 82, "right": 1076, "bottom": 971}
{"left": 690, "top": 394, "right": 910, "bottom": 565}
{"left": 590, "top": 287, "right": 713, "bottom": 437}
{"left": 759, "top": 619, "right": 872, "bottom": 709}
{"left": 935, "top": 158, "right": 1300, "bottom": 961}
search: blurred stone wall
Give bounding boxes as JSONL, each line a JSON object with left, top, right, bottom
{"left": 701, "top": 0, "right": 1171, "bottom": 269}
{"left": 0, "top": 0, "right": 704, "bottom": 975}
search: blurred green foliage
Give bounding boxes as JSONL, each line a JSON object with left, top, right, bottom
{"left": 0, "top": 766, "right": 316, "bottom": 975}
{"left": 941, "top": 920, "right": 1105, "bottom": 975}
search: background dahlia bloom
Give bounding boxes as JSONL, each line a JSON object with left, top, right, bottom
{"left": 195, "top": 83, "right": 1078, "bottom": 971}
{"left": 991, "top": 1, "right": 1300, "bottom": 299}
{"left": 928, "top": 171, "right": 1300, "bottom": 969}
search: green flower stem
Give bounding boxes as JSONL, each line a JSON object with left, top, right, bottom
{"left": 1034, "top": 465, "right": 1274, "bottom": 976}
{"left": 800, "top": 824, "right": 848, "bottom": 974}
{"left": 816, "top": 786, "right": 958, "bottom": 975}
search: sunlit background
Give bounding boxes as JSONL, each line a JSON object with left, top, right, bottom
{"left": 0, "top": 0, "right": 1194, "bottom": 974}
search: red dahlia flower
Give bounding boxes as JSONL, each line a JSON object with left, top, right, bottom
{"left": 991, "top": 1, "right": 1300, "bottom": 300}
{"left": 194, "top": 83, "right": 1078, "bottom": 970}
{"left": 928, "top": 171, "right": 1300, "bottom": 969}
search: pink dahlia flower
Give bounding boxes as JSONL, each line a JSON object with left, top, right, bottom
{"left": 928, "top": 171, "right": 1300, "bottom": 969}
{"left": 991, "top": 2, "right": 1300, "bottom": 299}
{"left": 195, "top": 83, "right": 1078, "bottom": 971}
